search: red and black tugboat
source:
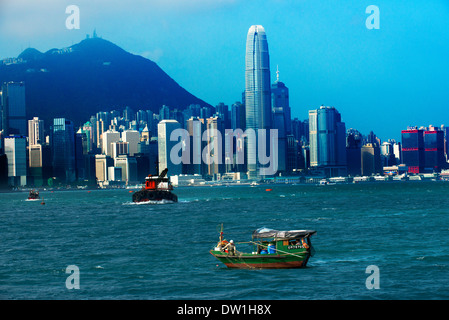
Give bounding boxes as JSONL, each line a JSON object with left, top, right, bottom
{"left": 132, "top": 168, "right": 178, "bottom": 203}
{"left": 28, "top": 189, "right": 40, "bottom": 201}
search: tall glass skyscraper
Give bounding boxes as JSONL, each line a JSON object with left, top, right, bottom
{"left": 309, "top": 106, "right": 347, "bottom": 177}
{"left": 52, "top": 118, "right": 76, "bottom": 183}
{"left": 1, "top": 81, "right": 26, "bottom": 136}
{"left": 245, "top": 25, "right": 272, "bottom": 179}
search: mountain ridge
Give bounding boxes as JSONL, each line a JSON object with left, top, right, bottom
{"left": 0, "top": 37, "right": 212, "bottom": 128}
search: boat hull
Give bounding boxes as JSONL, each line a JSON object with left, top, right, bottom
{"left": 132, "top": 189, "right": 178, "bottom": 203}
{"left": 210, "top": 250, "right": 311, "bottom": 269}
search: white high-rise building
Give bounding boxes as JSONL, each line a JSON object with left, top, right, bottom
{"left": 158, "top": 120, "right": 182, "bottom": 176}
{"left": 121, "top": 130, "right": 140, "bottom": 156}
{"left": 102, "top": 130, "right": 120, "bottom": 157}
{"left": 4, "top": 136, "right": 27, "bottom": 186}
{"left": 28, "top": 117, "right": 44, "bottom": 146}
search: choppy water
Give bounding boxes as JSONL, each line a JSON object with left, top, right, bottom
{"left": 1, "top": 181, "right": 449, "bottom": 300}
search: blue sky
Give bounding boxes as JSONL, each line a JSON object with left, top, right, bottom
{"left": 1, "top": 0, "right": 448, "bottom": 141}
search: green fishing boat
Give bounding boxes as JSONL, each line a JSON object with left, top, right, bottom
{"left": 210, "top": 226, "right": 316, "bottom": 269}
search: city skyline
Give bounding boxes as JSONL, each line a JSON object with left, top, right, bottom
{"left": 1, "top": 1, "right": 448, "bottom": 142}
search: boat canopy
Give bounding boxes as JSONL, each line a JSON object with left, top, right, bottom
{"left": 252, "top": 228, "right": 316, "bottom": 240}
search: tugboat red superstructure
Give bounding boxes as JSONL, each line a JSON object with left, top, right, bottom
{"left": 132, "top": 168, "right": 178, "bottom": 203}
{"left": 28, "top": 189, "right": 40, "bottom": 200}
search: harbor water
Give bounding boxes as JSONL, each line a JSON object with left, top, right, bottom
{"left": 1, "top": 181, "right": 449, "bottom": 300}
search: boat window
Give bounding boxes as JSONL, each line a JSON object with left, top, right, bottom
{"left": 287, "top": 239, "right": 303, "bottom": 249}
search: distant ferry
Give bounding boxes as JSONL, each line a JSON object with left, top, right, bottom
{"left": 210, "top": 226, "right": 316, "bottom": 269}
{"left": 132, "top": 168, "right": 178, "bottom": 203}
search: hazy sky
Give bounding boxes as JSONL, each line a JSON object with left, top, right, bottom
{"left": 1, "top": 0, "right": 448, "bottom": 141}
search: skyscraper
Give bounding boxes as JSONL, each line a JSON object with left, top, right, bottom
{"left": 205, "top": 116, "right": 225, "bottom": 177}
{"left": 245, "top": 25, "right": 272, "bottom": 179}
{"left": 52, "top": 118, "right": 76, "bottom": 183}
{"left": 361, "top": 143, "right": 382, "bottom": 176}
{"left": 1, "top": 82, "right": 26, "bottom": 135}
{"left": 271, "top": 69, "right": 290, "bottom": 174}
{"left": 186, "top": 117, "right": 205, "bottom": 175}
{"left": 28, "top": 117, "right": 44, "bottom": 146}
{"left": 309, "top": 106, "right": 347, "bottom": 177}
{"left": 401, "top": 128, "right": 424, "bottom": 173}
{"left": 271, "top": 68, "right": 292, "bottom": 134}
{"left": 4, "top": 136, "right": 27, "bottom": 186}
{"left": 423, "top": 127, "right": 445, "bottom": 172}
{"left": 158, "top": 120, "right": 182, "bottom": 176}
{"left": 122, "top": 130, "right": 140, "bottom": 156}
{"left": 102, "top": 130, "right": 120, "bottom": 157}
{"left": 231, "top": 102, "right": 245, "bottom": 131}
{"left": 346, "top": 128, "right": 363, "bottom": 176}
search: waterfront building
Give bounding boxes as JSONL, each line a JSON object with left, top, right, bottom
{"left": 423, "top": 128, "right": 445, "bottom": 172}
{"left": 28, "top": 144, "right": 51, "bottom": 187}
{"left": 29, "top": 144, "right": 43, "bottom": 168}
{"left": 361, "top": 143, "right": 382, "bottom": 176}
{"left": 95, "top": 154, "right": 113, "bottom": 183}
{"left": 380, "top": 141, "right": 397, "bottom": 167}
{"left": 28, "top": 117, "right": 44, "bottom": 146}
{"left": 346, "top": 129, "right": 362, "bottom": 176}
{"left": 401, "top": 128, "right": 424, "bottom": 173}
{"left": 114, "top": 155, "right": 138, "bottom": 184}
{"left": 393, "top": 142, "right": 402, "bottom": 165}
{"left": 158, "top": 120, "right": 182, "bottom": 176}
{"left": 0, "top": 153, "right": 8, "bottom": 188}
{"left": 107, "top": 166, "right": 122, "bottom": 182}
{"left": 52, "top": 118, "right": 76, "bottom": 183}
{"left": 4, "top": 136, "right": 27, "bottom": 186}
{"left": 1, "top": 81, "right": 26, "bottom": 135}
{"left": 309, "top": 106, "right": 347, "bottom": 177}
{"left": 245, "top": 25, "right": 272, "bottom": 179}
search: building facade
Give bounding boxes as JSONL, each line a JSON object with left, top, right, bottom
{"left": 1, "top": 81, "right": 26, "bottom": 135}
{"left": 309, "top": 106, "right": 347, "bottom": 177}
{"left": 4, "top": 136, "right": 27, "bottom": 186}
{"left": 157, "top": 120, "right": 182, "bottom": 176}
{"left": 52, "top": 118, "right": 76, "bottom": 183}
{"left": 245, "top": 25, "right": 272, "bottom": 179}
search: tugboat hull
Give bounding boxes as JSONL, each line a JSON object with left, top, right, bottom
{"left": 132, "top": 190, "right": 178, "bottom": 203}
